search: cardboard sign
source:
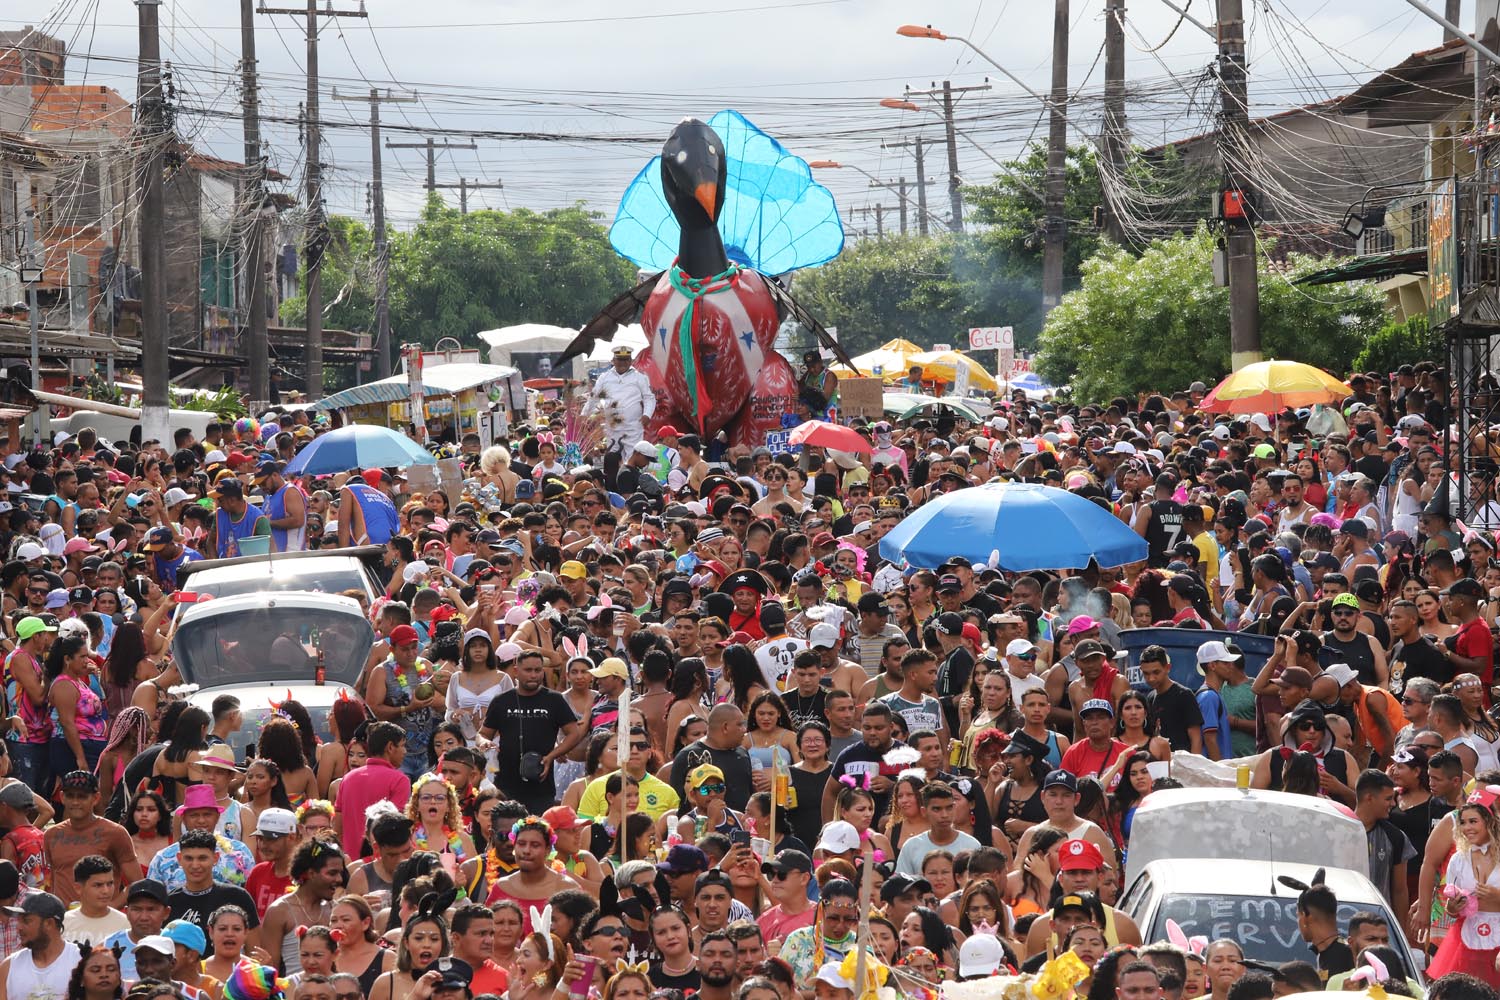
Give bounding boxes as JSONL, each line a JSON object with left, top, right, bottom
{"left": 968, "top": 326, "right": 1014, "bottom": 351}
{"left": 765, "top": 430, "right": 798, "bottom": 455}
{"left": 840, "top": 377, "right": 884, "bottom": 420}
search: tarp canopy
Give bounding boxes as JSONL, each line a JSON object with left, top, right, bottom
{"left": 832, "top": 338, "right": 925, "bottom": 381}
{"left": 475, "top": 324, "right": 578, "bottom": 351}
{"left": 312, "top": 362, "right": 519, "bottom": 410}
{"left": 584, "top": 324, "right": 649, "bottom": 363}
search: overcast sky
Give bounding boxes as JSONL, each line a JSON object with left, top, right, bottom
{"left": 3, "top": 1, "right": 1462, "bottom": 235}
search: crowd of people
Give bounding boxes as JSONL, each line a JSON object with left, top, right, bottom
{"left": 2, "top": 360, "right": 1500, "bottom": 1000}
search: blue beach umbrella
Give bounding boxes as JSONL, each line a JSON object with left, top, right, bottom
{"left": 284, "top": 424, "right": 436, "bottom": 477}
{"left": 878, "top": 481, "right": 1147, "bottom": 571}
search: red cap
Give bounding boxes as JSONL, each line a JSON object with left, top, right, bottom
{"left": 717, "top": 630, "right": 755, "bottom": 648}
{"left": 361, "top": 468, "right": 385, "bottom": 489}
{"left": 388, "top": 624, "right": 420, "bottom": 647}
{"left": 429, "top": 605, "right": 456, "bottom": 623}
{"left": 542, "top": 805, "right": 591, "bottom": 830}
{"left": 700, "top": 559, "right": 730, "bottom": 580}
{"left": 226, "top": 451, "right": 256, "bottom": 469}
{"left": 961, "top": 622, "right": 983, "bottom": 644}
{"left": 657, "top": 426, "right": 681, "bottom": 438}
{"left": 1057, "top": 839, "right": 1105, "bottom": 872}
{"left": 812, "top": 531, "right": 836, "bottom": 547}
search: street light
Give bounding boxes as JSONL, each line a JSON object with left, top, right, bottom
{"left": 894, "top": 24, "right": 1050, "bottom": 108}
{"left": 879, "top": 98, "right": 921, "bottom": 112}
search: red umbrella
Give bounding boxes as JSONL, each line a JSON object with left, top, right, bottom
{"left": 787, "top": 420, "right": 872, "bottom": 453}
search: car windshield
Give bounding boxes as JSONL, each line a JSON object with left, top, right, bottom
{"left": 172, "top": 604, "right": 373, "bottom": 688}
{"left": 1152, "top": 894, "right": 1406, "bottom": 971}
{"left": 182, "top": 557, "right": 378, "bottom": 601}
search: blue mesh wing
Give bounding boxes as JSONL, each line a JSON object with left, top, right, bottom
{"left": 608, "top": 110, "right": 844, "bottom": 274}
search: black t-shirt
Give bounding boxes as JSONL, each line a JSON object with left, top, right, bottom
{"left": 1144, "top": 500, "right": 1185, "bottom": 567}
{"left": 482, "top": 688, "right": 578, "bottom": 789}
{"left": 1312, "top": 937, "right": 1355, "bottom": 982}
{"left": 1145, "top": 682, "right": 1204, "bottom": 751}
{"left": 668, "top": 739, "right": 755, "bottom": 811}
{"left": 829, "top": 739, "right": 907, "bottom": 821}
{"left": 964, "top": 591, "right": 1002, "bottom": 622}
{"left": 1361, "top": 610, "right": 1391, "bottom": 650}
{"left": 1390, "top": 636, "right": 1454, "bottom": 694}
{"left": 1354, "top": 455, "right": 1388, "bottom": 485}
{"left": 649, "top": 965, "right": 700, "bottom": 991}
{"left": 168, "top": 882, "right": 260, "bottom": 956}
{"left": 937, "top": 645, "right": 974, "bottom": 736}
{"left": 782, "top": 687, "right": 828, "bottom": 728}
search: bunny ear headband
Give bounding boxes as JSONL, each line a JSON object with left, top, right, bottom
{"left": 1164, "top": 920, "right": 1207, "bottom": 957}
{"left": 411, "top": 888, "right": 459, "bottom": 931}
{"left": 529, "top": 904, "right": 556, "bottom": 959}
{"left": 560, "top": 635, "right": 590, "bottom": 661}
{"left": 1347, "top": 953, "right": 1390, "bottom": 997}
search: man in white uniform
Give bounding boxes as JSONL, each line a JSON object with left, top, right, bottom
{"left": 585, "top": 345, "right": 657, "bottom": 454}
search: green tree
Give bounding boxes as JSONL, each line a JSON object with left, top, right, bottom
{"left": 388, "top": 196, "right": 636, "bottom": 348}
{"left": 277, "top": 214, "right": 378, "bottom": 334}
{"left": 1352, "top": 314, "right": 1441, "bottom": 374}
{"left": 1034, "top": 226, "right": 1386, "bottom": 401}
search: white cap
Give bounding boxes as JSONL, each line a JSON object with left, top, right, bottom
{"left": 495, "top": 641, "right": 522, "bottom": 662}
{"left": 814, "top": 819, "right": 861, "bottom": 855}
{"left": 852, "top": 520, "right": 873, "bottom": 534}
{"left": 52, "top": 431, "right": 71, "bottom": 446}
{"left": 1210, "top": 425, "right": 1231, "bottom": 440}
{"left": 1005, "top": 638, "right": 1036, "bottom": 657}
{"left": 1323, "top": 662, "right": 1360, "bottom": 688}
{"left": 255, "top": 807, "right": 298, "bottom": 836}
{"left": 402, "top": 562, "right": 428, "bottom": 584}
{"left": 204, "top": 449, "right": 228, "bottom": 465}
{"left": 1249, "top": 413, "right": 1273, "bottom": 431}
{"left": 958, "top": 934, "right": 1005, "bottom": 978}
{"left": 162, "top": 487, "right": 197, "bottom": 506}
{"left": 503, "top": 605, "right": 531, "bottom": 627}
{"left": 16, "top": 542, "right": 46, "bottom": 561}
{"left": 814, "top": 964, "right": 854, "bottom": 990}
{"left": 632, "top": 441, "right": 656, "bottom": 458}
{"left": 684, "top": 500, "right": 707, "bottom": 518}
{"left": 1110, "top": 441, "right": 1136, "bottom": 455}
{"left": 1195, "top": 640, "right": 1241, "bottom": 665}
{"left": 133, "top": 935, "right": 174, "bottom": 957}
{"left": 809, "top": 622, "right": 840, "bottom": 648}
{"left": 3, "top": 454, "right": 24, "bottom": 471}
{"left": 990, "top": 417, "right": 1009, "bottom": 431}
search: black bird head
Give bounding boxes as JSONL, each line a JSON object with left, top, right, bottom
{"left": 662, "top": 118, "right": 726, "bottom": 227}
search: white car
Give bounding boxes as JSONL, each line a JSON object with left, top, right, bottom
{"left": 172, "top": 590, "right": 374, "bottom": 763}
{"left": 1120, "top": 859, "right": 1424, "bottom": 977}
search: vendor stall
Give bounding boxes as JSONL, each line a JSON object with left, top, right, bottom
{"left": 311, "top": 361, "right": 522, "bottom": 445}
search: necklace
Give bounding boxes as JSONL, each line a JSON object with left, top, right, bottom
{"left": 414, "top": 824, "right": 466, "bottom": 862}
{"left": 659, "top": 955, "right": 696, "bottom": 976}
{"left": 287, "top": 891, "right": 329, "bottom": 927}
{"left": 392, "top": 657, "right": 433, "bottom": 698}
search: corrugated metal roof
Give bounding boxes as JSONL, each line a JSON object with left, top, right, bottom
{"left": 313, "top": 362, "right": 520, "bottom": 410}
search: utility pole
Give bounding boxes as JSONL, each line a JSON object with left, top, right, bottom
{"left": 239, "top": 0, "right": 269, "bottom": 407}
{"left": 882, "top": 137, "right": 931, "bottom": 235}
{"left": 850, "top": 205, "right": 889, "bottom": 238}
{"left": 433, "top": 178, "right": 504, "bottom": 215}
{"left": 137, "top": 0, "right": 170, "bottom": 444}
{"left": 1043, "top": 0, "right": 1069, "bottom": 312}
{"left": 335, "top": 87, "right": 417, "bottom": 381}
{"left": 904, "top": 81, "right": 989, "bottom": 232}
{"left": 386, "top": 137, "right": 478, "bottom": 194}
{"left": 257, "top": 0, "right": 366, "bottom": 400}
{"left": 1446, "top": 0, "right": 1461, "bottom": 41}
{"left": 1217, "top": 0, "right": 1260, "bottom": 369}
{"left": 1101, "top": 0, "right": 1128, "bottom": 245}
{"left": 890, "top": 178, "right": 908, "bottom": 234}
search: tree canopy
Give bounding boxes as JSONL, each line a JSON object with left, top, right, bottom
{"left": 1033, "top": 226, "right": 1387, "bottom": 401}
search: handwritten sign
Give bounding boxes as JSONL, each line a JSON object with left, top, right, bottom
{"left": 968, "top": 326, "right": 1014, "bottom": 351}
{"left": 840, "top": 377, "right": 884, "bottom": 420}
{"left": 765, "top": 430, "right": 799, "bottom": 455}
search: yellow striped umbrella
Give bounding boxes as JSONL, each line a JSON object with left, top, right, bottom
{"left": 1200, "top": 360, "right": 1349, "bottom": 413}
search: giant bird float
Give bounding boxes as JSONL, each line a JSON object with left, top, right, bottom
{"left": 555, "top": 113, "right": 853, "bottom": 448}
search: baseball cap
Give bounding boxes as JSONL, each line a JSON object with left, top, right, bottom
{"left": 589, "top": 658, "right": 629, "bottom": 680}
{"left": 809, "top": 623, "right": 840, "bottom": 649}
{"left": 1072, "top": 639, "right": 1107, "bottom": 661}
{"left": 761, "top": 849, "right": 813, "bottom": 878}
{"left": 688, "top": 763, "right": 725, "bottom": 788}
{"left": 936, "top": 574, "right": 962, "bottom": 593}
{"left": 657, "top": 844, "right": 710, "bottom": 874}
{"left": 960, "top": 622, "right": 983, "bottom": 644}
{"left": 0, "top": 783, "right": 31, "bottom": 809}
{"left": 15, "top": 542, "right": 45, "bottom": 562}
{"left": 814, "top": 819, "right": 861, "bottom": 854}
{"left": 1275, "top": 666, "right": 1315, "bottom": 690}
{"left": 1042, "top": 769, "right": 1078, "bottom": 793}
{"left": 14, "top": 617, "right": 55, "bottom": 642}
{"left": 163, "top": 919, "right": 208, "bottom": 955}
{"left": 1079, "top": 698, "right": 1114, "bottom": 718}
{"left": 255, "top": 808, "right": 298, "bottom": 837}
{"left": 1330, "top": 592, "right": 1361, "bottom": 610}
{"left": 143, "top": 526, "right": 175, "bottom": 551}
{"left": 67, "top": 586, "right": 93, "bottom": 605}
{"left": 4, "top": 892, "right": 65, "bottom": 922}
{"left": 1252, "top": 443, "right": 1276, "bottom": 459}
{"left": 1196, "top": 640, "right": 1241, "bottom": 665}
{"left": 934, "top": 612, "right": 965, "bottom": 636}
{"left": 126, "top": 878, "right": 169, "bottom": 905}
{"left": 541, "top": 805, "right": 591, "bottom": 831}
{"left": 162, "top": 486, "right": 196, "bottom": 507}
{"left": 879, "top": 873, "right": 932, "bottom": 902}
{"left": 559, "top": 561, "right": 588, "bottom": 580}
{"left": 388, "top": 624, "right": 420, "bottom": 647}
{"left": 211, "top": 478, "right": 244, "bottom": 500}
{"left": 958, "top": 934, "right": 1004, "bottom": 978}
{"left": 60, "top": 770, "right": 97, "bottom": 793}
{"left": 1005, "top": 638, "right": 1036, "bottom": 657}
{"left": 1057, "top": 839, "right": 1105, "bottom": 872}
{"left": 1066, "top": 615, "right": 1099, "bottom": 636}
{"left": 132, "top": 934, "right": 175, "bottom": 958}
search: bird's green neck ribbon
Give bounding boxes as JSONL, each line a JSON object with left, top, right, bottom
{"left": 669, "top": 261, "right": 742, "bottom": 433}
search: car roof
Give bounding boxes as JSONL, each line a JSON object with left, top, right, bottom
{"left": 176, "top": 590, "right": 365, "bottom": 624}
{"left": 1137, "top": 859, "right": 1385, "bottom": 904}
{"left": 178, "top": 546, "right": 383, "bottom": 587}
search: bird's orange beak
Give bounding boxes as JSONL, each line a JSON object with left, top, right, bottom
{"left": 695, "top": 182, "right": 718, "bottom": 219}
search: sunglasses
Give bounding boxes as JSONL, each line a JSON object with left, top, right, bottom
{"left": 590, "top": 925, "right": 629, "bottom": 938}
{"left": 696, "top": 783, "right": 727, "bottom": 796}
{"left": 1330, "top": 608, "right": 1358, "bottom": 615}
{"left": 630, "top": 742, "right": 651, "bottom": 751}
{"left": 1295, "top": 720, "right": 1324, "bottom": 731}
{"left": 1014, "top": 652, "right": 1037, "bottom": 661}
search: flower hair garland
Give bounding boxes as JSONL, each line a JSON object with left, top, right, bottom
{"left": 510, "top": 815, "right": 556, "bottom": 846}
